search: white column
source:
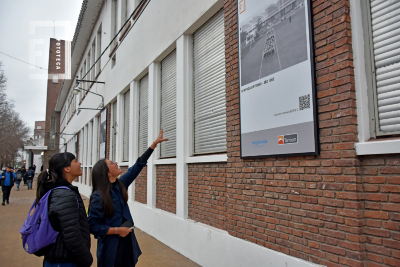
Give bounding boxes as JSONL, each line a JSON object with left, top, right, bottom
{"left": 147, "top": 62, "right": 161, "bottom": 208}
{"left": 129, "top": 80, "right": 138, "bottom": 201}
{"left": 176, "top": 34, "right": 193, "bottom": 219}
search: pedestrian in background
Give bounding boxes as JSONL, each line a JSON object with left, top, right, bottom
{"left": 35, "top": 152, "right": 93, "bottom": 267}
{"left": 21, "top": 166, "right": 27, "bottom": 185}
{"left": 33, "top": 164, "right": 37, "bottom": 174}
{"left": 88, "top": 129, "right": 168, "bottom": 267}
{"left": 1, "top": 167, "right": 16, "bottom": 205}
{"left": 25, "top": 167, "right": 35, "bottom": 190}
{"left": 15, "top": 168, "right": 23, "bottom": 191}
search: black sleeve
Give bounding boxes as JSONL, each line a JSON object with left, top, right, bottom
{"left": 138, "top": 147, "right": 154, "bottom": 163}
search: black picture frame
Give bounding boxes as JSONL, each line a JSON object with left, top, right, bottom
{"left": 237, "top": 0, "right": 319, "bottom": 159}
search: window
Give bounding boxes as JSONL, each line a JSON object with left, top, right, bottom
{"left": 49, "top": 117, "right": 56, "bottom": 150}
{"left": 111, "top": 0, "right": 118, "bottom": 43}
{"left": 89, "top": 120, "right": 93, "bottom": 165}
{"left": 123, "top": 90, "right": 130, "bottom": 162}
{"left": 83, "top": 61, "right": 87, "bottom": 91}
{"left": 112, "top": 101, "right": 118, "bottom": 161}
{"left": 86, "top": 52, "right": 90, "bottom": 88}
{"left": 138, "top": 74, "right": 149, "bottom": 156}
{"left": 112, "top": 55, "right": 116, "bottom": 68}
{"left": 160, "top": 50, "right": 177, "bottom": 158}
{"left": 361, "top": 0, "right": 400, "bottom": 136}
{"left": 37, "top": 126, "right": 42, "bottom": 129}
{"left": 52, "top": 74, "right": 58, "bottom": 83}
{"left": 193, "top": 10, "right": 227, "bottom": 154}
{"left": 96, "top": 25, "right": 102, "bottom": 75}
{"left": 122, "top": 0, "right": 128, "bottom": 23}
{"left": 91, "top": 41, "right": 96, "bottom": 80}
{"left": 79, "top": 68, "right": 84, "bottom": 101}
{"left": 39, "top": 135, "right": 41, "bottom": 138}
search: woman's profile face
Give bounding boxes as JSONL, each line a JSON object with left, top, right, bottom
{"left": 106, "top": 159, "right": 122, "bottom": 181}
{"left": 69, "top": 159, "right": 82, "bottom": 177}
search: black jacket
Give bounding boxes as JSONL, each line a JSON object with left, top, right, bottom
{"left": 43, "top": 180, "right": 93, "bottom": 267}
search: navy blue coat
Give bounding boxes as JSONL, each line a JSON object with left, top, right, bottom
{"left": 88, "top": 159, "right": 146, "bottom": 267}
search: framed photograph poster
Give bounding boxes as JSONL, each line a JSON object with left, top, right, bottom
{"left": 99, "top": 108, "right": 107, "bottom": 160}
{"left": 238, "top": 0, "right": 318, "bottom": 158}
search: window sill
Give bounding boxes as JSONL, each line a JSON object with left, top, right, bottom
{"left": 118, "top": 162, "right": 130, "bottom": 167}
{"left": 154, "top": 158, "right": 177, "bottom": 165}
{"left": 355, "top": 139, "right": 400, "bottom": 155}
{"left": 186, "top": 154, "right": 227, "bottom": 164}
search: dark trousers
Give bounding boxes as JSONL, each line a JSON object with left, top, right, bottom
{"left": 2, "top": 186, "right": 11, "bottom": 203}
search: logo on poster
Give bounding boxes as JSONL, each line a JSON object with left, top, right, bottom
{"left": 239, "top": 0, "right": 246, "bottom": 14}
{"left": 278, "top": 136, "right": 284, "bottom": 145}
{"left": 252, "top": 139, "right": 267, "bottom": 147}
{"left": 278, "top": 134, "right": 298, "bottom": 145}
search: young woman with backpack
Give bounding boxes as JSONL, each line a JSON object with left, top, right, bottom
{"left": 88, "top": 129, "right": 168, "bottom": 267}
{"left": 34, "top": 152, "right": 93, "bottom": 267}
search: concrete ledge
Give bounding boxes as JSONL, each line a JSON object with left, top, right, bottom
{"left": 129, "top": 201, "right": 324, "bottom": 267}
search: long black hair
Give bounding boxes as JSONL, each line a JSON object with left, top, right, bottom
{"left": 36, "top": 152, "right": 76, "bottom": 205}
{"left": 91, "top": 160, "right": 128, "bottom": 217}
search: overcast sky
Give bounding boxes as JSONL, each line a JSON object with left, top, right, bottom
{"left": 0, "top": 0, "right": 82, "bottom": 135}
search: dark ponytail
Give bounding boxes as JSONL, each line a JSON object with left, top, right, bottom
{"left": 36, "top": 152, "right": 76, "bottom": 205}
{"left": 91, "top": 160, "right": 128, "bottom": 217}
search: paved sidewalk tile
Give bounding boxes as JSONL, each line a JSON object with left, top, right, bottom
{"left": 0, "top": 180, "right": 200, "bottom": 267}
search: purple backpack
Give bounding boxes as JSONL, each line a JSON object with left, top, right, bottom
{"left": 19, "top": 186, "right": 78, "bottom": 254}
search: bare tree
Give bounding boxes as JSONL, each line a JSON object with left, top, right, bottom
{"left": 0, "top": 62, "right": 31, "bottom": 167}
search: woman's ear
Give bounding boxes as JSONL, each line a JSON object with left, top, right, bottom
{"left": 64, "top": 166, "right": 71, "bottom": 173}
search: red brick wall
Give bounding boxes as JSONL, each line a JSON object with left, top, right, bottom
{"left": 188, "top": 163, "right": 228, "bottom": 231}
{"left": 360, "top": 156, "right": 400, "bottom": 267}
{"left": 193, "top": 1, "right": 400, "bottom": 266}
{"left": 156, "top": 165, "right": 176, "bottom": 214}
{"left": 135, "top": 166, "right": 147, "bottom": 204}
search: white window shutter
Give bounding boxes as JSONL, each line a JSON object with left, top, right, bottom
{"left": 112, "top": 101, "right": 117, "bottom": 160}
{"left": 193, "top": 10, "right": 227, "bottom": 154}
{"left": 370, "top": 0, "right": 400, "bottom": 133}
{"left": 123, "top": 90, "right": 130, "bottom": 161}
{"left": 160, "top": 50, "right": 177, "bottom": 158}
{"left": 139, "top": 74, "right": 149, "bottom": 156}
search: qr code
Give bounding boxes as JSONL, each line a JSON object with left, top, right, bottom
{"left": 299, "top": 94, "right": 310, "bottom": 110}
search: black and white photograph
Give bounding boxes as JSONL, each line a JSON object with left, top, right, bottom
{"left": 99, "top": 108, "right": 107, "bottom": 159}
{"left": 239, "top": 0, "right": 307, "bottom": 86}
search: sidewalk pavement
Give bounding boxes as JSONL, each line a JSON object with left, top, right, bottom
{"left": 0, "top": 180, "right": 200, "bottom": 267}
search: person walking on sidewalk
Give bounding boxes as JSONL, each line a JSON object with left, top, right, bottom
{"left": 88, "top": 129, "right": 168, "bottom": 267}
{"left": 21, "top": 166, "right": 27, "bottom": 185}
{"left": 25, "top": 167, "right": 35, "bottom": 190}
{"left": 15, "top": 168, "right": 23, "bottom": 191}
{"left": 35, "top": 152, "right": 93, "bottom": 267}
{"left": 1, "top": 167, "right": 16, "bottom": 205}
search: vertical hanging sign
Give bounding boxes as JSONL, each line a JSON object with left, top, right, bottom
{"left": 238, "top": 0, "right": 318, "bottom": 158}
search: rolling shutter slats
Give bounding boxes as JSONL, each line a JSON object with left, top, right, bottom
{"left": 112, "top": 101, "right": 117, "bottom": 160}
{"left": 139, "top": 75, "right": 149, "bottom": 156}
{"left": 370, "top": 0, "right": 400, "bottom": 133}
{"left": 160, "top": 50, "right": 177, "bottom": 158}
{"left": 123, "top": 90, "right": 130, "bottom": 162}
{"left": 193, "top": 10, "right": 226, "bottom": 154}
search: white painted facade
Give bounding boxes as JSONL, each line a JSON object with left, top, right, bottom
{"left": 56, "top": 0, "right": 322, "bottom": 266}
